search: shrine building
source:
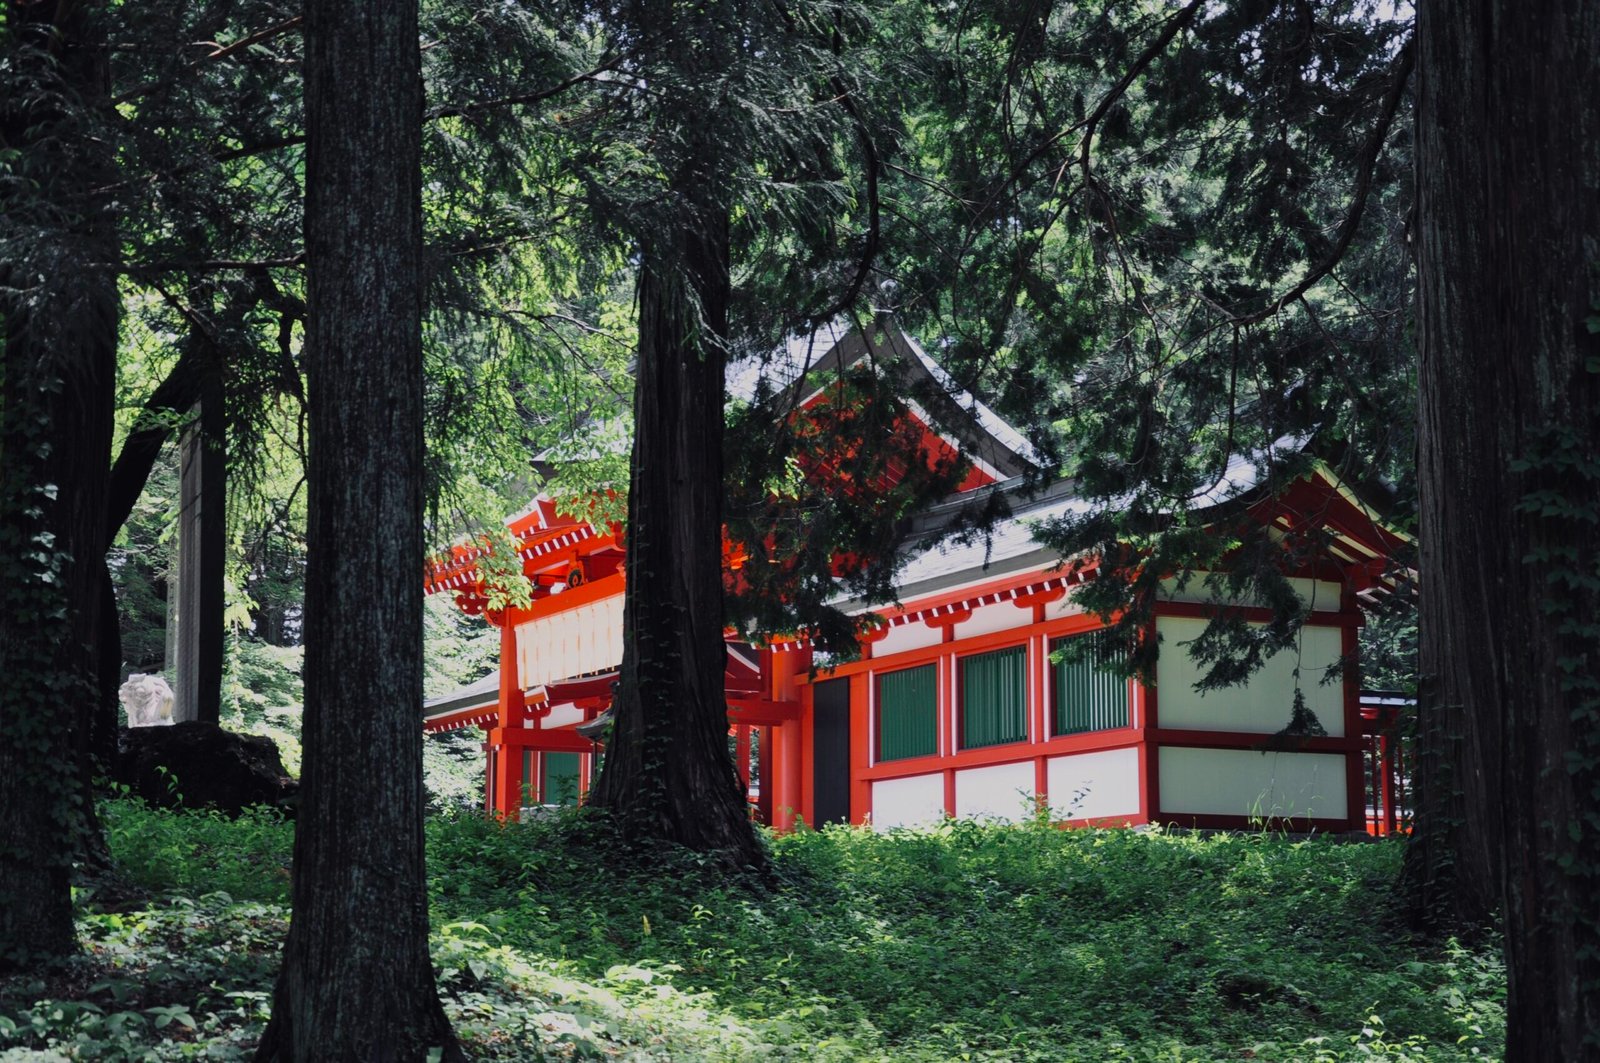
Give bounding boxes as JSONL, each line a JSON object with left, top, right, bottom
{"left": 422, "top": 320, "right": 1410, "bottom": 834}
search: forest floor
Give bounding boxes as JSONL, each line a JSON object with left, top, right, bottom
{"left": 0, "top": 802, "right": 1503, "bottom": 1061}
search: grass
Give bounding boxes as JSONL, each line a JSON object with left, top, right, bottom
{"left": 0, "top": 801, "right": 1504, "bottom": 1060}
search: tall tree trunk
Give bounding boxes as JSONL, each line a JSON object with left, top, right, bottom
{"left": 254, "top": 0, "right": 458, "bottom": 1058}
{"left": 587, "top": 198, "right": 767, "bottom": 871}
{"left": 0, "top": 0, "right": 119, "bottom": 967}
{"left": 1413, "top": 2, "right": 1600, "bottom": 1058}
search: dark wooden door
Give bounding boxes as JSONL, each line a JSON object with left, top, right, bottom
{"left": 812, "top": 677, "right": 852, "bottom": 826}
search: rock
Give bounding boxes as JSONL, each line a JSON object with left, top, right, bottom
{"left": 119, "top": 673, "right": 175, "bottom": 728}
{"left": 114, "top": 721, "right": 298, "bottom": 816}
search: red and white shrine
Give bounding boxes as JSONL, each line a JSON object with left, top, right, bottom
{"left": 423, "top": 321, "right": 1410, "bottom": 834}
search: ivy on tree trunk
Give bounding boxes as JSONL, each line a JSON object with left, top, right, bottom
{"left": 0, "top": 0, "right": 119, "bottom": 969}
{"left": 1410, "top": 0, "right": 1600, "bottom": 1056}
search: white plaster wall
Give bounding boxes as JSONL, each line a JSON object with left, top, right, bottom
{"left": 1044, "top": 593, "right": 1086, "bottom": 622}
{"left": 871, "top": 773, "right": 946, "bottom": 831}
{"left": 954, "top": 761, "right": 1036, "bottom": 823}
{"left": 537, "top": 704, "right": 585, "bottom": 729}
{"left": 1155, "top": 616, "right": 1346, "bottom": 736}
{"left": 871, "top": 621, "right": 943, "bottom": 659}
{"left": 954, "top": 601, "right": 1032, "bottom": 640}
{"left": 1158, "top": 746, "right": 1348, "bottom": 820}
{"left": 1045, "top": 747, "right": 1141, "bottom": 821}
{"left": 1159, "top": 574, "right": 1343, "bottom": 611}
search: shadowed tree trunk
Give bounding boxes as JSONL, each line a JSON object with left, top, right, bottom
{"left": 586, "top": 193, "right": 767, "bottom": 871}
{"left": 253, "top": 0, "right": 459, "bottom": 1057}
{"left": 0, "top": 0, "right": 119, "bottom": 968}
{"left": 1411, "top": 1, "right": 1599, "bottom": 1057}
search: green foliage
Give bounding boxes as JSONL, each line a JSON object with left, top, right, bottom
{"left": 1361, "top": 608, "right": 1418, "bottom": 694}
{"left": 18, "top": 802, "right": 1507, "bottom": 1060}
{"left": 221, "top": 636, "right": 302, "bottom": 722}
{"left": 877, "top": 1, "right": 1418, "bottom": 684}
{"left": 476, "top": 526, "right": 534, "bottom": 613}
{"left": 107, "top": 441, "right": 180, "bottom": 679}
{"left": 422, "top": 731, "right": 486, "bottom": 815}
{"left": 219, "top": 634, "right": 304, "bottom": 775}
{"left": 423, "top": 594, "right": 497, "bottom": 700}
{"left": 101, "top": 800, "right": 293, "bottom": 904}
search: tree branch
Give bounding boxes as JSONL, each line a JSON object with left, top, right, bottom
{"left": 424, "top": 58, "right": 618, "bottom": 122}
{"left": 112, "top": 15, "right": 305, "bottom": 106}
{"left": 105, "top": 343, "right": 205, "bottom": 546}
{"left": 1223, "top": 37, "right": 1415, "bottom": 326}
{"left": 212, "top": 57, "right": 620, "bottom": 165}
{"left": 123, "top": 253, "right": 306, "bottom": 275}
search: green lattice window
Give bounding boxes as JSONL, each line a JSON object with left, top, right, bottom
{"left": 877, "top": 664, "right": 937, "bottom": 761}
{"left": 1051, "top": 630, "right": 1129, "bottom": 735}
{"left": 543, "top": 752, "right": 582, "bottom": 806}
{"left": 960, "top": 645, "right": 1027, "bottom": 749}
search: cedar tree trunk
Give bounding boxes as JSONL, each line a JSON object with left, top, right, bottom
{"left": 587, "top": 200, "right": 767, "bottom": 872}
{"left": 254, "top": 1, "right": 459, "bottom": 1058}
{"left": 1412, "top": 1, "right": 1600, "bottom": 1057}
{"left": 0, "top": 0, "right": 118, "bottom": 967}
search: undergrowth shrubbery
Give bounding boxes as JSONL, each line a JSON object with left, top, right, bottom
{"left": 0, "top": 801, "right": 1505, "bottom": 1060}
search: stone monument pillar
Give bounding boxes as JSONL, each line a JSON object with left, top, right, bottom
{"left": 170, "top": 397, "right": 225, "bottom": 724}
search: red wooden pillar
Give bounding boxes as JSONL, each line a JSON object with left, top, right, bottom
{"left": 756, "top": 725, "right": 774, "bottom": 826}
{"left": 849, "top": 671, "right": 872, "bottom": 825}
{"left": 939, "top": 652, "right": 957, "bottom": 817}
{"left": 1340, "top": 593, "right": 1364, "bottom": 832}
{"left": 780, "top": 713, "right": 805, "bottom": 831}
{"left": 735, "top": 724, "right": 752, "bottom": 790}
{"left": 1030, "top": 633, "right": 1048, "bottom": 815}
{"left": 1380, "top": 728, "right": 1397, "bottom": 836}
{"left": 487, "top": 615, "right": 527, "bottom": 819}
{"left": 484, "top": 737, "right": 497, "bottom": 813}
{"left": 1139, "top": 617, "right": 1161, "bottom": 825}
{"left": 488, "top": 729, "right": 526, "bottom": 816}
{"left": 766, "top": 645, "right": 808, "bottom": 832}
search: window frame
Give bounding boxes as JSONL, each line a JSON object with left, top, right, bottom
{"left": 1048, "top": 628, "right": 1131, "bottom": 738}
{"left": 875, "top": 662, "right": 940, "bottom": 762}
{"left": 957, "top": 642, "right": 1030, "bottom": 751}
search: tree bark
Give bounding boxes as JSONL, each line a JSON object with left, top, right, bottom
{"left": 0, "top": 0, "right": 119, "bottom": 967}
{"left": 586, "top": 197, "right": 767, "bottom": 872}
{"left": 1412, "top": 1, "right": 1600, "bottom": 1057}
{"left": 253, "top": 0, "right": 458, "bottom": 1057}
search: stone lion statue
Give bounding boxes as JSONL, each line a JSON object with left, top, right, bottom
{"left": 120, "top": 673, "right": 175, "bottom": 728}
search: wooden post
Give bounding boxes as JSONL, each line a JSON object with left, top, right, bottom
{"left": 488, "top": 617, "right": 527, "bottom": 818}
{"left": 756, "top": 725, "right": 773, "bottom": 825}
{"left": 1380, "top": 729, "right": 1397, "bottom": 836}
{"left": 735, "top": 724, "right": 751, "bottom": 790}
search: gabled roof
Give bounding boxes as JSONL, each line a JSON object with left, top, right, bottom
{"left": 727, "top": 317, "right": 1040, "bottom": 482}
{"left": 429, "top": 319, "right": 1042, "bottom": 600}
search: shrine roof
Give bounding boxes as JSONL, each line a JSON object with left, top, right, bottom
{"left": 726, "top": 317, "right": 1039, "bottom": 480}
{"left": 422, "top": 672, "right": 500, "bottom": 731}
{"left": 832, "top": 439, "right": 1405, "bottom": 614}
